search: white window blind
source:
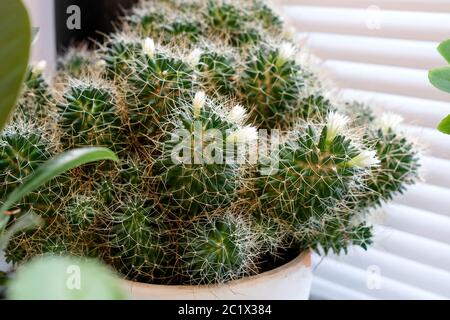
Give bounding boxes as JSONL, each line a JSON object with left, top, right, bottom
{"left": 279, "top": 0, "right": 450, "bottom": 299}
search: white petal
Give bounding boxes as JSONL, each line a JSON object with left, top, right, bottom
{"left": 188, "top": 48, "right": 202, "bottom": 67}
{"left": 193, "top": 91, "right": 206, "bottom": 117}
{"left": 143, "top": 37, "right": 155, "bottom": 58}
{"left": 228, "top": 104, "right": 247, "bottom": 124}
{"left": 278, "top": 42, "right": 296, "bottom": 63}
{"left": 378, "top": 112, "right": 404, "bottom": 133}
{"left": 349, "top": 150, "right": 380, "bottom": 168}
{"left": 326, "top": 112, "right": 349, "bottom": 142}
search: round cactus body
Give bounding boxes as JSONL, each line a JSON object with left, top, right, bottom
{"left": 0, "top": 124, "right": 63, "bottom": 215}
{"left": 179, "top": 213, "right": 258, "bottom": 284}
{"left": 259, "top": 116, "right": 376, "bottom": 226}
{"left": 16, "top": 65, "right": 53, "bottom": 122}
{"left": 110, "top": 197, "right": 172, "bottom": 282}
{"left": 240, "top": 42, "right": 304, "bottom": 128}
{"left": 126, "top": 45, "right": 195, "bottom": 136}
{"left": 197, "top": 50, "right": 237, "bottom": 96}
{"left": 57, "top": 80, "right": 124, "bottom": 151}
{"left": 155, "top": 93, "right": 255, "bottom": 217}
{"left": 358, "top": 120, "right": 420, "bottom": 209}
{"left": 102, "top": 34, "right": 143, "bottom": 78}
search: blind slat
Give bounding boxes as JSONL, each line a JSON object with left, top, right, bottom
{"left": 281, "top": 0, "right": 450, "bottom": 13}
{"left": 312, "top": 277, "right": 376, "bottom": 300}
{"left": 323, "top": 60, "right": 450, "bottom": 102}
{"left": 383, "top": 204, "right": 450, "bottom": 245}
{"left": 374, "top": 226, "right": 450, "bottom": 272}
{"left": 340, "top": 89, "right": 450, "bottom": 130}
{"left": 394, "top": 183, "right": 450, "bottom": 217}
{"left": 330, "top": 248, "right": 450, "bottom": 297}
{"left": 399, "top": 124, "right": 450, "bottom": 160}
{"left": 420, "top": 156, "right": 450, "bottom": 189}
{"left": 298, "top": 32, "right": 440, "bottom": 69}
{"left": 312, "top": 255, "right": 446, "bottom": 299}
{"left": 283, "top": 6, "right": 450, "bottom": 42}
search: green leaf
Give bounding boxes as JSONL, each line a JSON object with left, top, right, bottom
{"left": 0, "top": 0, "right": 32, "bottom": 130}
{"left": 438, "top": 114, "right": 450, "bottom": 135}
{"left": 32, "top": 27, "right": 40, "bottom": 44}
{"left": 7, "top": 256, "right": 127, "bottom": 300}
{"left": 0, "top": 147, "right": 118, "bottom": 230}
{"left": 438, "top": 39, "right": 450, "bottom": 64}
{"left": 429, "top": 67, "right": 450, "bottom": 94}
{"left": 0, "top": 212, "right": 42, "bottom": 251}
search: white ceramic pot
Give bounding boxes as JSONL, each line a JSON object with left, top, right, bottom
{"left": 122, "top": 251, "right": 312, "bottom": 300}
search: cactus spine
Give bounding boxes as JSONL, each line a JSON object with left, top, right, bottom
{"left": 179, "top": 212, "right": 259, "bottom": 284}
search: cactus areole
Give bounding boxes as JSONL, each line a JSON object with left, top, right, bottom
{"left": 2, "top": 0, "right": 420, "bottom": 289}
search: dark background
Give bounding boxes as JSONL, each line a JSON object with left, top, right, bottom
{"left": 55, "top": 0, "right": 139, "bottom": 53}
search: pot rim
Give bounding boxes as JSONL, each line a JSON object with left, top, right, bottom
{"left": 124, "top": 250, "right": 311, "bottom": 291}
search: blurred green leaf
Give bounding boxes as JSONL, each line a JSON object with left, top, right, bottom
{"left": 429, "top": 67, "right": 450, "bottom": 94}
{"left": 8, "top": 256, "right": 127, "bottom": 300}
{"left": 0, "top": 147, "right": 118, "bottom": 230}
{"left": 0, "top": 0, "right": 32, "bottom": 130}
{"left": 438, "top": 39, "right": 450, "bottom": 63}
{"left": 0, "top": 212, "right": 42, "bottom": 250}
{"left": 32, "top": 27, "right": 40, "bottom": 44}
{"left": 437, "top": 114, "right": 450, "bottom": 135}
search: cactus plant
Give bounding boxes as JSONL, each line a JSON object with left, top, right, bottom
{"left": 357, "top": 114, "right": 421, "bottom": 209}
{"left": 196, "top": 49, "right": 237, "bottom": 96}
{"left": 2, "top": 0, "right": 420, "bottom": 286}
{"left": 239, "top": 41, "right": 305, "bottom": 128}
{"left": 58, "top": 46, "right": 100, "bottom": 79}
{"left": 257, "top": 113, "right": 381, "bottom": 246}
{"left": 0, "top": 123, "right": 60, "bottom": 215}
{"left": 125, "top": 39, "right": 195, "bottom": 136}
{"left": 178, "top": 211, "right": 259, "bottom": 284}
{"left": 109, "top": 196, "right": 172, "bottom": 282}
{"left": 57, "top": 79, "right": 125, "bottom": 151}
{"left": 155, "top": 92, "right": 256, "bottom": 216}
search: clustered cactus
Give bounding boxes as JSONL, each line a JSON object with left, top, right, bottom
{"left": 1, "top": 0, "right": 420, "bottom": 285}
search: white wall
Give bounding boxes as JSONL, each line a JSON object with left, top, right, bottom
{"left": 23, "top": 0, "right": 56, "bottom": 74}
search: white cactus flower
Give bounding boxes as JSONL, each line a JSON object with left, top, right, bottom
{"left": 227, "top": 126, "right": 258, "bottom": 144}
{"left": 278, "top": 42, "right": 296, "bottom": 63}
{"left": 228, "top": 104, "right": 247, "bottom": 124}
{"left": 142, "top": 37, "right": 155, "bottom": 58}
{"left": 326, "top": 112, "right": 350, "bottom": 143}
{"left": 378, "top": 112, "right": 403, "bottom": 133}
{"left": 188, "top": 48, "right": 202, "bottom": 67}
{"left": 193, "top": 91, "right": 206, "bottom": 117}
{"left": 32, "top": 60, "right": 47, "bottom": 75}
{"left": 348, "top": 150, "right": 380, "bottom": 168}
{"left": 95, "top": 59, "right": 107, "bottom": 68}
